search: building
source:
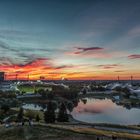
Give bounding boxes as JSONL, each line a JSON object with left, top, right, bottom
{"left": 0, "top": 72, "right": 5, "bottom": 81}
{"left": 0, "top": 81, "right": 18, "bottom": 92}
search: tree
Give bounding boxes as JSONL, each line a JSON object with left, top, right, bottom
{"left": 67, "top": 102, "right": 74, "bottom": 113}
{"left": 1, "top": 104, "right": 10, "bottom": 113}
{"left": 82, "top": 88, "right": 87, "bottom": 95}
{"left": 34, "top": 89, "right": 38, "bottom": 94}
{"left": 17, "top": 107, "right": 24, "bottom": 122}
{"left": 44, "top": 101, "right": 55, "bottom": 123}
{"left": 36, "top": 114, "right": 40, "bottom": 123}
{"left": 122, "top": 87, "right": 131, "bottom": 98}
{"left": 81, "top": 98, "right": 87, "bottom": 104}
{"left": 57, "top": 102, "right": 68, "bottom": 122}
{"left": 38, "top": 89, "right": 47, "bottom": 98}
{"left": 25, "top": 110, "right": 35, "bottom": 120}
{"left": 47, "top": 92, "right": 54, "bottom": 100}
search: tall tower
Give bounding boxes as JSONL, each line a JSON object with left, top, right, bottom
{"left": 15, "top": 74, "right": 18, "bottom": 81}
{"left": 28, "top": 74, "right": 30, "bottom": 81}
{"left": 131, "top": 75, "right": 133, "bottom": 84}
{"left": 117, "top": 76, "right": 120, "bottom": 82}
{"left": 0, "top": 72, "right": 5, "bottom": 81}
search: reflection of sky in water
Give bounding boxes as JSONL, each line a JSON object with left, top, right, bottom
{"left": 72, "top": 98, "right": 140, "bottom": 125}
{"left": 22, "top": 104, "right": 43, "bottom": 111}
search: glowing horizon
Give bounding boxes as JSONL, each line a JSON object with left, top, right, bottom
{"left": 1, "top": 58, "right": 140, "bottom": 80}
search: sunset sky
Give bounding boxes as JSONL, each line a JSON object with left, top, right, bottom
{"left": 0, "top": 0, "right": 140, "bottom": 80}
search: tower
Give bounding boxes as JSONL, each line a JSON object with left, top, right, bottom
{"left": 131, "top": 75, "right": 133, "bottom": 84}
{"left": 0, "top": 72, "right": 5, "bottom": 81}
{"left": 117, "top": 76, "right": 120, "bottom": 82}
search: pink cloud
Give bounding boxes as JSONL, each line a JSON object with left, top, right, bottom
{"left": 65, "top": 46, "right": 127, "bottom": 59}
{"left": 97, "top": 64, "right": 122, "bottom": 69}
{"left": 128, "top": 54, "right": 140, "bottom": 59}
{"left": 74, "top": 47, "right": 104, "bottom": 54}
{"left": 65, "top": 46, "right": 113, "bottom": 58}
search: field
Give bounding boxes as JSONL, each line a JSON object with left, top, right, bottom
{"left": 17, "top": 85, "right": 50, "bottom": 93}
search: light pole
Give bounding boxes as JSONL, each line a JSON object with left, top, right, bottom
{"left": 117, "top": 76, "right": 120, "bottom": 82}
{"left": 15, "top": 73, "right": 18, "bottom": 82}
{"left": 28, "top": 74, "right": 30, "bottom": 81}
{"left": 131, "top": 75, "right": 133, "bottom": 84}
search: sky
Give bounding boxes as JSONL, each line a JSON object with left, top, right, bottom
{"left": 0, "top": 0, "right": 140, "bottom": 80}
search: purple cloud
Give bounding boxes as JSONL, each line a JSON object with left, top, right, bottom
{"left": 97, "top": 64, "right": 121, "bottom": 69}
{"left": 128, "top": 54, "right": 140, "bottom": 59}
{"left": 74, "top": 47, "right": 104, "bottom": 54}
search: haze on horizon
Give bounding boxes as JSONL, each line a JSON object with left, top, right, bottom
{"left": 0, "top": 0, "right": 140, "bottom": 80}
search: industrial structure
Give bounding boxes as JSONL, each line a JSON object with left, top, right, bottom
{"left": 0, "top": 72, "right": 5, "bottom": 81}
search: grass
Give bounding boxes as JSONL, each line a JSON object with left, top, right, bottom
{"left": 0, "top": 123, "right": 140, "bottom": 140}
{"left": 47, "top": 124, "right": 140, "bottom": 140}
{"left": 17, "top": 85, "right": 49, "bottom": 93}
{"left": 0, "top": 125, "right": 97, "bottom": 140}
{"left": 18, "top": 86, "right": 35, "bottom": 93}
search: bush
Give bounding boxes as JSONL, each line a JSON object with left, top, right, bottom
{"left": 25, "top": 110, "right": 36, "bottom": 119}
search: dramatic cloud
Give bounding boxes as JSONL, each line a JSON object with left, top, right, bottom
{"left": 128, "top": 54, "right": 140, "bottom": 59}
{"left": 0, "top": 57, "right": 91, "bottom": 80}
{"left": 0, "top": 58, "right": 52, "bottom": 77}
{"left": 114, "top": 70, "right": 125, "bottom": 73}
{"left": 74, "top": 47, "right": 104, "bottom": 54}
{"left": 65, "top": 46, "right": 110, "bottom": 58}
{"left": 97, "top": 64, "right": 121, "bottom": 69}
{"left": 0, "top": 41, "right": 19, "bottom": 52}
{"left": 55, "top": 65, "right": 75, "bottom": 69}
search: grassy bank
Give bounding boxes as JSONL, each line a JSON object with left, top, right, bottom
{"left": 46, "top": 124, "right": 140, "bottom": 140}
{"left": 0, "top": 123, "right": 140, "bottom": 140}
{"left": 0, "top": 125, "right": 99, "bottom": 140}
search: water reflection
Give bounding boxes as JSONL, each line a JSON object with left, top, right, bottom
{"left": 72, "top": 98, "right": 140, "bottom": 125}
{"left": 22, "top": 103, "right": 43, "bottom": 111}
{"left": 74, "top": 98, "right": 116, "bottom": 114}
{"left": 22, "top": 98, "right": 140, "bottom": 125}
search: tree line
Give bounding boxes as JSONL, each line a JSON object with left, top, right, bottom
{"left": 16, "top": 101, "right": 69, "bottom": 124}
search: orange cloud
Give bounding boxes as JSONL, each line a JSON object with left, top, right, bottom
{"left": 0, "top": 58, "right": 139, "bottom": 80}
{"left": 0, "top": 58, "right": 91, "bottom": 80}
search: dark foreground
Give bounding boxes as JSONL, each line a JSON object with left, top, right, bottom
{"left": 0, "top": 125, "right": 138, "bottom": 140}
{"left": 0, "top": 125, "right": 98, "bottom": 140}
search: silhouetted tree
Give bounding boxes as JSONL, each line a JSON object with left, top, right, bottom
{"left": 67, "top": 102, "right": 74, "bottom": 113}
{"left": 122, "top": 87, "right": 131, "bottom": 98}
{"left": 81, "top": 99, "right": 87, "bottom": 104}
{"left": 38, "top": 89, "right": 47, "bottom": 98}
{"left": 47, "top": 92, "right": 54, "bottom": 100}
{"left": 1, "top": 104, "right": 10, "bottom": 113}
{"left": 17, "top": 107, "right": 24, "bottom": 122}
{"left": 72, "top": 99, "right": 79, "bottom": 107}
{"left": 82, "top": 88, "right": 87, "bottom": 95}
{"left": 44, "top": 101, "right": 55, "bottom": 123}
{"left": 36, "top": 114, "right": 40, "bottom": 123}
{"left": 57, "top": 102, "right": 68, "bottom": 122}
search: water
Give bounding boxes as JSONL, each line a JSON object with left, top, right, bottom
{"left": 22, "top": 98, "right": 140, "bottom": 125}
{"left": 22, "top": 103, "right": 43, "bottom": 111}
{"left": 71, "top": 98, "right": 140, "bottom": 125}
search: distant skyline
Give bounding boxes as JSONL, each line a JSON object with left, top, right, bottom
{"left": 0, "top": 0, "right": 140, "bottom": 80}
